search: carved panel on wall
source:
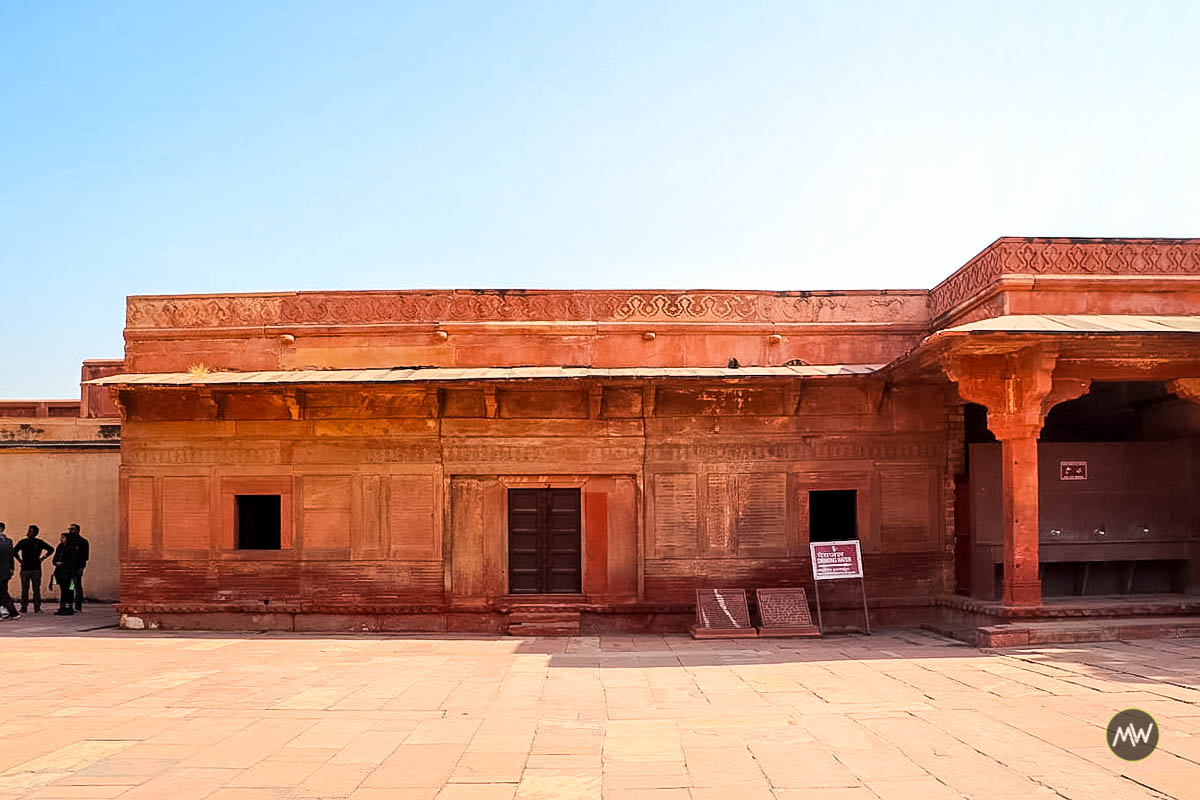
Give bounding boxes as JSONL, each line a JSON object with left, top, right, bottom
{"left": 127, "top": 477, "right": 155, "bottom": 551}
{"left": 734, "top": 472, "right": 789, "bottom": 556}
{"left": 702, "top": 472, "right": 788, "bottom": 557}
{"left": 356, "top": 475, "right": 386, "bottom": 558}
{"left": 704, "top": 474, "right": 734, "bottom": 551}
{"left": 302, "top": 475, "right": 352, "bottom": 551}
{"left": 161, "top": 477, "right": 210, "bottom": 553}
{"left": 652, "top": 473, "right": 699, "bottom": 555}
{"left": 879, "top": 466, "right": 936, "bottom": 552}
{"left": 389, "top": 474, "right": 437, "bottom": 560}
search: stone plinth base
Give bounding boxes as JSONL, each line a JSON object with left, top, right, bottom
{"left": 689, "top": 625, "right": 758, "bottom": 639}
{"left": 755, "top": 625, "right": 821, "bottom": 638}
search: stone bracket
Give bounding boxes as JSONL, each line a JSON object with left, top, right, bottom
{"left": 1168, "top": 378, "right": 1200, "bottom": 404}
{"left": 943, "top": 345, "right": 1060, "bottom": 439}
{"left": 283, "top": 389, "right": 302, "bottom": 421}
{"left": 195, "top": 387, "right": 219, "bottom": 420}
{"left": 483, "top": 386, "right": 498, "bottom": 418}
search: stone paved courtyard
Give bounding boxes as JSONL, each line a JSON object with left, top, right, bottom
{"left": 1, "top": 613, "right": 1199, "bottom": 799}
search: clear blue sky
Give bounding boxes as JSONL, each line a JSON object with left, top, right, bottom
{"left": 3, "top": 2, "right": 1198, "bottom": 397}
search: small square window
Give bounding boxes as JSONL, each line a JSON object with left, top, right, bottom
{"left": 809, "top": 489, "right": 857, "bottom": 542}
{"left": 236, "top": 495, "right": 281, "bottom": 550}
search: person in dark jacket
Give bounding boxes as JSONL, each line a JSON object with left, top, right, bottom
{"left": 65, "top": 524, "right": 89, "bottom": 612}
{"left": 14, "top": 524, "right": 54, "bottom": 613}
{"left": 53, "top": 533, "right": 79, "bottom": 616}
{"left": 0, "top": 523, "right": 19, "bottom": 620}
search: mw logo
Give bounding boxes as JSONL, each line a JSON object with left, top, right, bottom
{"left": 1110, "top": 721, "right": 1154, "bottom": 748}
{"left": 1106, "top": 709, "right": 1158, "bottom": 761}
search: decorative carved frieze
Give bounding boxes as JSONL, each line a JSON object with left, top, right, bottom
{"left": 126, "top": 290, "right": 928, "bottom": 329}
{"left": 127, "top": 295, "right": 285, "bottom": 329}
{"left": 125, "top": 444, "right": 283, "bottom": 465}
{"left": 930, "top": 238, "right": 1200, "bottom": 320}
{"left": 443, "top": 439, "right": 643, "bottom": 465}
{"left": 645, "top": 437, "right": 940, "bottom": 464}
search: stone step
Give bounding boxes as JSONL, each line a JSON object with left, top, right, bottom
{"left": 506, "top": 610, "right": 581, "bottom": 636}
{"left": 975, "top": 616, "right": 1200, "bottom": 647}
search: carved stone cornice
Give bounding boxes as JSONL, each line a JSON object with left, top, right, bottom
{"left": 930, "top": 238, "right": 1200, "bottom": 320}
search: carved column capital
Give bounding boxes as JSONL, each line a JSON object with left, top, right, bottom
{"left": 942, "top": 345, "right": 1060, "bottom": 440}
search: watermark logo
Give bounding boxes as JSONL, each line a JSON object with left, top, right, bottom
{"left": 1107, "top": 709, "right": 1158, "bottom": 761}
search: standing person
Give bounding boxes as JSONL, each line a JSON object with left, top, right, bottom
{"left": 53, "top": 533, "right": 75, "bottom": 616}
{"left": 14, "top": 525, "right": 54, "bottom": 613}
{"left": 65, "top": 524, "right": 89, "bottom": 612}
{"left": 0, "top": 523, "right": 19, "bottom": 621}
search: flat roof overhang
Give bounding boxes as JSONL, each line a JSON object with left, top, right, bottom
{"left": 85, "top": 363, "right": 886, "bottom": 388}
{"left": 886, "top": 314, "right": 1200, "bottom": 383}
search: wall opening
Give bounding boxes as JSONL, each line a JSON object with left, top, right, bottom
{"left": 809, "top": 489, "right": 857, "bottom": 542}
{"left": 235, "top": 495, "right": 281, "bottom": 550}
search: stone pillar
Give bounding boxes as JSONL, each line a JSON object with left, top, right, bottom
{"left": 995, "top": 424, "right": 1042, "bottom": 605}
{"left": 944, "top": 346, "right": 1088, "bottom": 607}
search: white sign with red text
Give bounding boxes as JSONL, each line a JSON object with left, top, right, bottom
{"left": 810, "top": 540, "right": 864, "bottom": 581}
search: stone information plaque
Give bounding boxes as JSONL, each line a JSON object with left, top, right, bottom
{"left": 755, "top": 587, "right": 821, "bottom": 637}
{"left": 690, "top": 588, "right": 757, "bottom": 639}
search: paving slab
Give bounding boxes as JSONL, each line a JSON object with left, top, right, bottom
{"left": 0, "top": 611, "right": 1198, "bottom": 798}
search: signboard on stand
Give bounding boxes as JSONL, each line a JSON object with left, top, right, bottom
{"left": 809, "top": 540, "right": 871, "bottom": 634}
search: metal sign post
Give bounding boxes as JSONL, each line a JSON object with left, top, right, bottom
{"left": 809, "top": 539, "right": 871, "bottom": 634}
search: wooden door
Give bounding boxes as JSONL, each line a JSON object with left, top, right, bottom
{"left": 508, "top": 488, "right": 581, "bottom": 594}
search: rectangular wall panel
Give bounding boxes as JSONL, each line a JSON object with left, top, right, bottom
{"left": 303, "top": 475, "right": 352, "bottom": 550}
{"left": 652, "top": 473, "right": 698, "bottom": 555}
{"left": 880, "top": 466, "right": 934, "bottom": 552}
{"left": 389, "top": 474, "right": 437, "bottom": 559}
{"left": 127, "top": 476, "right": 155, "bottom": 552}
{"left": 735, "top": 472, "right": 788, "bottom": 556}
{"left": 355, "top": 474, "right": 385, "bottom": 558}
{"left": 161, "top": 476, "right": 210, "bottom": 553}
{"left": 704, "top": 473, "right": 734, "bottom": 552}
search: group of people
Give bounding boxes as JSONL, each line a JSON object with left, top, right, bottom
{"left": 0, "top": 521, "right": 90, "bottom": 619}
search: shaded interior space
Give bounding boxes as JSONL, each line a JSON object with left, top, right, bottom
{"left": 808, "top": 489, "right": 858, "bottom": 542}
{"left": 963, "top": 381, "right": 1200, "bottom": 600}
{"left": 235, "top": 494, "right": 282, "bottom": 550}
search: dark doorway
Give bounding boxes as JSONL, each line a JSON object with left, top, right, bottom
{"left": 508, "top": 488, "right": 582, "bottom": 594}
{"left": 235, "top": 495, "right": 281, "bottom": 550}
{"left": 809, "top": 489, "right": 858, "bottom": 542}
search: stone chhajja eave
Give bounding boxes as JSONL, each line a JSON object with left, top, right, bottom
{"left": 879, "top": 320, "right": 1200, "bottom": 386}
{"left": 86, "top": 363, "right": 888, "bottom": 388}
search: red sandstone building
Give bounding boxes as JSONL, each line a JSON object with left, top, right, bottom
{"left": 88, "top": 238, "right": 1200, "bottom": 639}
